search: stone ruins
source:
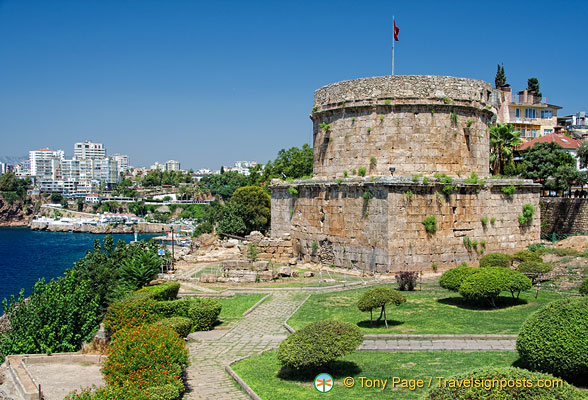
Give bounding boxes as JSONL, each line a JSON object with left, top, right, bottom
{"left": 270, "top": 75, "right": 541, "bottom": 272}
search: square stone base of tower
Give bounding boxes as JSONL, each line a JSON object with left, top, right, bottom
{"left": 270, "top": 177, "right": 541, "bottom": 273}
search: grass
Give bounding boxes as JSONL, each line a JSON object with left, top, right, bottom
{"left": 214, "top": 294, "right": 266, "bottom": 326}
{"left": 232, "top": 350, "right": 520, "bottom": 400}
{"left": 287, "top": 282, "right": 562, "bottom": 334}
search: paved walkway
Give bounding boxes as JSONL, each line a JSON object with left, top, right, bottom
{"left": 359, "top": 338, "right": 516, "bottom": 352}
{"left": 183, "top": 292, "right": 306, "bottom": 400}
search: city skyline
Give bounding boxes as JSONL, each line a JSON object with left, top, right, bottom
{"left": 1, "top": 0, "right": 587, "bottom": 169}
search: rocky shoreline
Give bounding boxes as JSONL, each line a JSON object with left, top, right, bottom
{"left": 29, "top": 220, "right": 181, "bottom": 234}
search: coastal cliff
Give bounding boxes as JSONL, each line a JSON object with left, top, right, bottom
{"left": 30, "top": 220, "right": 184, "bottom": 234}
{"left": 0, "top": 198, "right": 34, "bottom": 227}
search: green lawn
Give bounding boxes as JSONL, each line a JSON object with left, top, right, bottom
{"left": 232, "top": 350, "right": 520, "bottom": 400}
{"left": 214, "top": 294, "right": 267, "bottom": 326}
{"left": 287, "top": 283, "right": 562, "bottom": 334}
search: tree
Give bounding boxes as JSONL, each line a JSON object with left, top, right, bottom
{"left": 495, "top": 63, "right": 506, "bottom": 88}
{"left": 199, "top": 171, "right": 248, "bottom": 200}
{"left": 229, "top": 186, "right": 271, "bottom": 234}
{"left": 527, "top": 78, "right": 542, "bottom": 102}
{"left": 489, "top": 123, "right": 523, "bottom": 175}
{"left": 550, "top": 165, "right": 584, "bottom": 194}
{"left": 357, "top": 287, "right": 406, "bottom": 328}
{"left": 577, "top": 141, "right": 588, "bottom": 169}
{"left": 522, "top": 142, "right": 575, "bottom": 186}
{"left": 267, "top": 144, "right": 313, "bottom": 180}
{"left": 216, "top": 203, "right": 247, "bottom": 237}
{"left": 50, "top": 193, "right": 63, "bottom": 204}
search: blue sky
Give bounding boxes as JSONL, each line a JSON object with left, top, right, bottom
{"left": 1, "top": 0, "right": 587, "bottom": 169}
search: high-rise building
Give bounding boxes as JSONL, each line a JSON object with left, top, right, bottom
{"left": 29, "top": 148, "right": 64, "bottom": 179}
{"left": 74, "top": 141, "right": 106, "bottom": 160}
{"left": 165, "top": 160, "right": 180, "bottom": 171}
{"left": 150, "top": 161, "right": 165, "bottom": 171}
{"left": 112, "top": 154, "right": 130, "bottom": 173}
{"left": 93, "top": 157, "right": 119, "bottom": 187}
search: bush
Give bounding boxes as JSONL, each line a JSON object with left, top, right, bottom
{"left": 424, "top": 367, "right": 586, "bottom": 400}
{"left": 512, "top": 249, "right": 543, "bottom": 264}
{"left": 517, "top": 297, "right": 588, "bottom": 383}
{"left": 103, "top": 296, "right": 158, "bottom": 334}
{"left": 135, "top": 282, "right": 180, "bottom": 301}
{"left": 439, "top": 267, "right": 479, "bottom": 292}
{"left": 500, "top": 268, "right": 532, "bottom": 298}
{"left": 102, "top": 324, "right": 188, "bottom": 395}
{"left": 188, "top": 298, "right": 222, "bottom": 331}
{"left": 358, "top": 167, "right": 366, "bottom": 177}
{"left": 154, "top": 317, "right": 193, "bottom": 338}
{"left": 277, "top": 321, "right": 363, "bottom": 370}
{"left": 422, "top": 216, "right": 437, "bottom": 234}
{"left": 395, "top": 271, "right": 419, "bottom": 291}
{"left": 516, "top": 261, "right": 553, "bottom": 284}
{"left": 153, "top": 298, "right": 193, "bottom": 318}
{"left": 479, "top": 252, "right": 512, "bottom": 268}
{"left": 357, "top": 287, "right": 406, "bottom": 326}
{"left": 459, "top": 268, "right": 505, "bottom": 306}
{"left": 580, "top": 279, "right": 588, "bottom": 296}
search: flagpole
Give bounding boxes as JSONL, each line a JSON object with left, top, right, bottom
{"left": 392, "top": 16, "right": 395, "bottom": 75}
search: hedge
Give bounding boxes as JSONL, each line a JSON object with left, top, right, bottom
{"left": 479, "top": 252, "right": 512, "bottom": 268}
{"left": 154, "top": 317, "right": 193, "bottom": 338}
{"left": 517, "top": 297, "right": 588, "bottom": 383}
{"left": 188, "top": 298, "right": 222, "bottom": 331}
{"left": 277, "top": 321, "right": 363, "bottom": 370}
{"left": 135, "top": 282, "right": 180, "bottom": 301}
{"left": 439, "top": 267, "right": 479, "bottom": 292}
{"left": 103, "top": 296, "right": 158, "bottom": 334}
{"left": 424, "top": 367, "right": 587, "bottom": 399}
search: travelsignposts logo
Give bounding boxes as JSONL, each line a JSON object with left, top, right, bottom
{"left": 314, "top": 373, "right": 334, "bottom": 393}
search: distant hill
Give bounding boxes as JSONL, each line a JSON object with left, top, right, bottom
{"left": 0, "top": 155, "right": 27, "bottom": 165}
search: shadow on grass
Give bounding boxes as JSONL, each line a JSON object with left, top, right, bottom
{"left": 510, "top": 358, "right": 588, "bottom": 389}
{"left": 277, "top": 360, "right": 362, "bottom": 381}
{"left": 357, "top": 320, "right": 404, "bottom": 329}
{"left": 437, "top": 296, "right": 528, "bottom": 310}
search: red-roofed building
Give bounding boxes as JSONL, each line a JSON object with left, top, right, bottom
{"left": 516, "top": 133, "right": 583, "bottom": 170}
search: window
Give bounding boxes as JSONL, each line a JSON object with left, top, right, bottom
{"left": 541, "top": 109, "right": 553, "bottom": 119}
{"left": 515, "top": 108, "right": 520, "bottom": 118}
{"left": 544, "top": 129, "right": 553, "bottom": 135}
{"left": 525, "top": 109, "right": 537, "bottom": 119}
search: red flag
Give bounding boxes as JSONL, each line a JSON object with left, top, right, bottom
{"left": 393, "top": 18, "right": 399, "bottom": 41}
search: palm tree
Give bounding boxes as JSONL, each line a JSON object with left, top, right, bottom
{"left": 489, "top": 123, "right": 523, "bottom": 175}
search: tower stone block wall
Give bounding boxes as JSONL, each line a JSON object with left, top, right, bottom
{"left": 270, "top": 75, "right": 541, "bottom": 272}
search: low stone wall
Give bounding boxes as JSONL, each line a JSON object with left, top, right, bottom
{"left": 540, "top": 197, "right": 588, "bottom": 235}
{"left": 242, "top": 231, "right": 295, "bottom": 263}
{"left": 271, "top": 177, "right": 541, "bottom": 272}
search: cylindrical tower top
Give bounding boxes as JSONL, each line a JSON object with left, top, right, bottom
{"left": 311, "top": 75, "right": 495, "bottom": 178}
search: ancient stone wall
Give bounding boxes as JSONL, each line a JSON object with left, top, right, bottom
{"left": 241, "top": 231, "right": 295, "bottom": 264}
{"left": 272, "top": 178, "right": 541, "bottom": 272}
{"left": 540, "top": 198, "right": 588, "bottom": 235}
{"left": 311, "top": 76, "right": 495, "bottom": 178}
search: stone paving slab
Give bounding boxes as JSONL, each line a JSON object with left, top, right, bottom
{"left": 358, "top": 339, "right": 516, "bottom": 352}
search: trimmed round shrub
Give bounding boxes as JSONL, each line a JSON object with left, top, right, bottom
{"left": 517, "top": 297, "right": 588, "bottom": 382}
{"left": 512, "top": 249, "right": 543, "bottom": 264}
{"left": 424, "top": 367, "right": 587, "bottom": 399}
{"left": 277, "top": 320, "right": 363, "bottom": 370}
{"left": 154, "top": 316, "right": 193, "bottom": 338}
{"left": 479, "top": 252, "right": 512, "bottom": 268}
{"left": 501, "top": 268, "right": 532, "bottom": 298}
{"left": 516, "top": 261, "right": 553, "bottom": 284}
{"left": 357, "top": 287, "right": 406, "bottom": 324}
{"left": 580, "top": 278, "right": 588, "bottom": 296}
{"left": 439, "top": 267, "right": 479, "bottom": 291}
{"left": 459, "top": 268, "right": 504, "bottom": 305}
{"left": 153, "top": 298, "right": 194, "bottom": 318}
{"left": 188, "top": 298, "right": 221, "bottom": 331}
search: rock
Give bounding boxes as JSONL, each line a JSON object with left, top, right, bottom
{"left": 277, "top": 266, "right": 292, "bottom": 277}
{"left": 253, "top": 261, "right": 269, "bottom": 271}
{"left": 217, "top": 276, "right": 229, "bottom": 283}
{"left": 303, "top": 271, "right": 314, "bottom": 278}
{"left": 291, "top": 270, "right": 299, "bottom": 277}
{"left": 222, "top": 260, "right": 251, "bottom": 270}
{"left": 223, "top": 238, "right": 239, "bottom": 248}
{"left": 246, "top": 231, "right": 264, "bottom": 244}
{"left": 200, "top": 273, "right": 217, "bottom": 283}
{"left": 195, "top": 233, "right": 218, "bottom": 251}
{"left": 323, "top": 278, "right": 336, "bottom": 283}
{"left": 259, "top": 271, "right": 273, "bottom": 281}
{"left": 288, "top": 257, "right": 298, "bottom": 265}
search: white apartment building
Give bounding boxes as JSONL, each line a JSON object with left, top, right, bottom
{"left": 112, "top": 154, "right": 130, "bottom": 173}
{"left": 165, "top": 160, "right": 180, "bottom": 171}
{"left": 74, "top": 141, "right": 106, "bottom": 160}
{"left": 15, "top": 160, "right": 31, "bottom": 176}
{"left": 94, "top": 158, "right": 119, "bottom": 187}
{"left": 150, "top": 162, "right": 165, "bottom": 171}
{"left": 29, "top": 148, "right": 64, "bottom": 179}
